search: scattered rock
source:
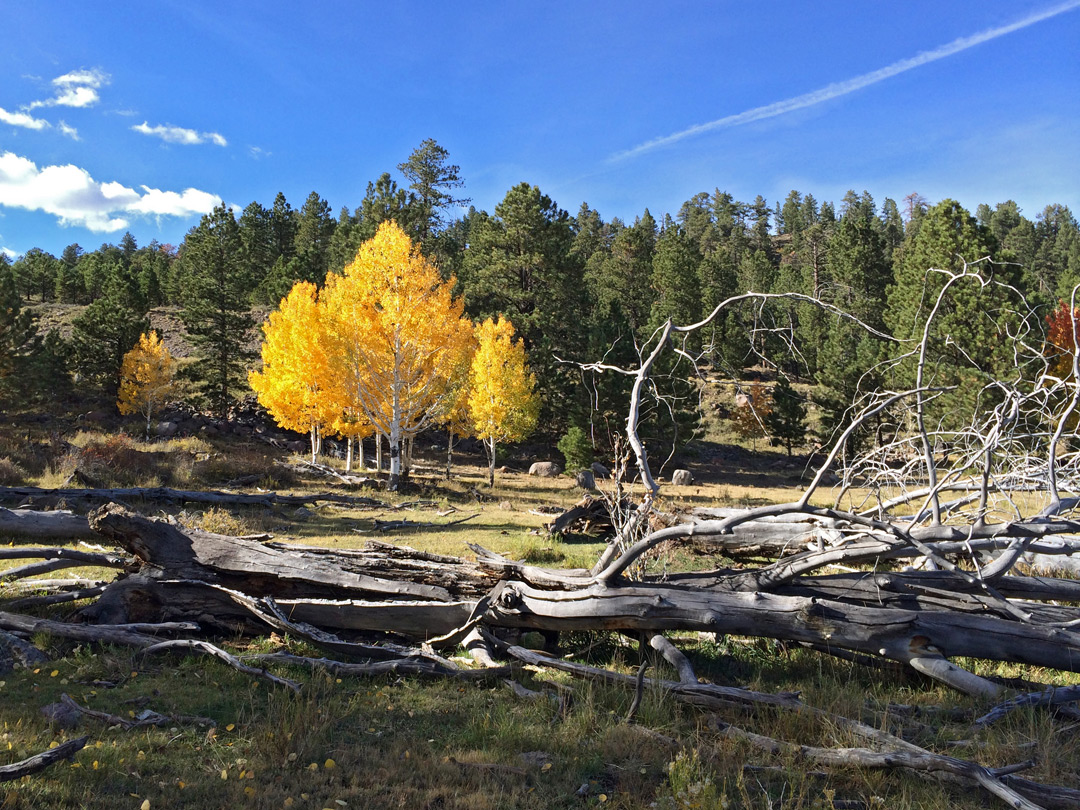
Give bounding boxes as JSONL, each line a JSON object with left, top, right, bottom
{"left": 40, "top": 702, "right": 80, "bottom": 731}
{"left": 528, "top": 461, "right": 562, "bottom": 477}
{"left": 574, "top": 470, "right": 596, "bottom": 490}
{"left": 591, "top": 462, "right": 610, "bottom": 479}
{"left": 671, "top": 469, "right": 694, "bottom": 486}
{"left": 498, "top": 501, "right": 514, "bottom": 511}
{"left": 155, "top": 421, "right": 179, "bottom": 438}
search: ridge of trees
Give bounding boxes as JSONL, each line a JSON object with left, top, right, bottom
{"left": 3, "top": 140, "right": 1079, "bottom": 459}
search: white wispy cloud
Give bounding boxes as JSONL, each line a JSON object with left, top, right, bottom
{"left": 132, "top": 121, "right": 228, "bottom": 147}
{"left": 612, "top": 0, "right": 1080, "bottom": 161}
{"left": 0, "top": 247, "right": 18, "bottom": 261}
{"left": 56, "top": 121, "right": 79, "bottom": 140}
{"left": 0, "top": 106, "right": 50, "bottom": 131}
{"left": 28, "top": 68, "right": 109, "bottom": 110}
{"left": 0, "top": 150, "right": 222, "bottom": 233}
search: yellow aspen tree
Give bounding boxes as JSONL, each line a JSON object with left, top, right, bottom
{"left": 117, "top": 330, "right": 179, "bottom": 439}
{"left": 249, "top": 281, "right": 338, "bottom": 463}
{"left": 434, "top": 319, "right": 477, "bottom": 479}
{"left": 468, "top": 315, "right": 539, "bottom": 486}
{"left": 321, "top": 221, "right": 471, "bottom": 490}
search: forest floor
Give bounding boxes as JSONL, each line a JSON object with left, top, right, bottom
{"left": 0, "top": 414, "right": 1077, "bottom": 809}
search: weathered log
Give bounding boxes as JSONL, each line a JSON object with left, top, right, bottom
{"left": 0, "top": 507, "right": 97, "bottom": 541}
{"left": 0, "top": 485, "right": 385, "bottom": 509}
{"left": 485, "top": 581, "right": 1080, "bottom": 680}
{"left": 0, "top": 736, "right": 88, "bottom": 782}
{"left": 89, "top": 504, "right": 497, "bottom": 604}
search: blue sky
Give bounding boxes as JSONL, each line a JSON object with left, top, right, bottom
{"left": 1, "top": 0, "right": 1077, "bottom": 258}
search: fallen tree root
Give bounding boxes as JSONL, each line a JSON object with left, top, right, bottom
{"left": 0, "top": 736, "right": 89, "bottom": 782}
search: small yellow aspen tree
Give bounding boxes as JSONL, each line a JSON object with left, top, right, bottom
{"left": 321, "top": 221, "right": 471, "bottom": 490}
{"left": 434, "top": 319, "right": 477, "bottom": 479}
{"left": 468, "top": 316, "right": 539, "bottom": 486}
{"left": 249, "top": 281, "right": 338, "bottom": 463}
{"left": 117, "top": 330, "right": 179, "bottom": 439}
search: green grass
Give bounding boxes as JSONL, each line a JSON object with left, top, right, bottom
{"left": 1, "top": 428, "right": 1079, "bottom": 808}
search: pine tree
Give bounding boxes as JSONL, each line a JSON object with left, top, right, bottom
{"left": 885, "top": 199, "right": 1020, "bottom": 423}
{"left": 397, "top": 138, "right": 470, "bottom": 247}
{"left": 179, "top": 204, "right": 256, "bottom": 417}
{"left": 765, "top": 375, "right": 807, "bottom": 456}
{"left": 69, "top": 259, "right": 149, "bottom": 397}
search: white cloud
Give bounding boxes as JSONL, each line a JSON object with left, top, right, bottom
{"left": 248, "top": 145, "right": 271, "bottom": 160}
{"left": 0, "top": 150, "right": 221, "bottom": 233}
{"left": 132, "top": 121, "right": 228, "bottom": 147}
{"left": 1, "top": 247, "right": 18, "bottom": 261}
{"left": 57, "top": 121, "right": 79, "bottom": 140}
{"left": 53, "top": 69, "right": 108, "bottom": 89}
{"left": 0, "top": 106, "right": 50, "bottom": 131}
{"left": 613, "top": 0, "right": 1080, "bottom": 160}
{"left": 28, "top": 68, "right": 109, "bottom": 110}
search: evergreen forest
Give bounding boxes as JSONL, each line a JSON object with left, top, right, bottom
{"left": 3, "top": 138, "right": 1079, "bottom": 455}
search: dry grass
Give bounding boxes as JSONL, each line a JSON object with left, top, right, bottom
{"left": 0, "top": 429, "right": 1078, "bottom": 808}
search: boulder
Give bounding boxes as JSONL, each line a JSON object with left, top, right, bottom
{"left": 671, "top": 469, "right": 694, "bottom": 486}
{"left": 591, "top": 462, "right": 611, "bottom": 479}
{"left": 528, "top": 461, "right": 562, "bottom": 477}
{"left": 575, "top": 470, "right": 596, "bottom": 490}
{"left": 155, "top": 421, "right": 179, "bottom": 438}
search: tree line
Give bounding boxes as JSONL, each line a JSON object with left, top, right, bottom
{"left": 2, "top": 137, "right": 1078, "bottom": 456}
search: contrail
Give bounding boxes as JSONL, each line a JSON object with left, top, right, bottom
{"left": 611, "top": 0, "right": 1080, "bottom": 161}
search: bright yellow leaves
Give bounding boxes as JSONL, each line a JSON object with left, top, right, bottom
{"left": 321, "top": 222, "right": 473, "bottom": 487}
{"left": 469, "top": 316, "right": 539, "bottom": 485}
{"left": 249, "top": 282, "right": 344, "bottom": 461}
{"left": 252, "top": 221, "right": 509, "bottom": 487}
{"left": 117, "top": 330, "right": 179, "bottom": 438}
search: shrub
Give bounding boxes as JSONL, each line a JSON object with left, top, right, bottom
{"left": 0, "top": 457, "right": 26, "bottom": 486}
{"left": 557, "top": 426, "right": 593, "bottom": 471}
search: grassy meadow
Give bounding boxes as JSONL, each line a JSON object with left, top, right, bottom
{"left": 0, "top": 420, "right": 1078, "bottom": 809}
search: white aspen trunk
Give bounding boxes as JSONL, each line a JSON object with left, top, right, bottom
{"left": 487, "top": 437, "right": 497, "bottom": 488}
{"left": 357, "top": 436, "right": 365, "bottom": 471}
{"left": 388, "top": 338, "right": 404, "bottom": 491}
{"left": 345, "top": 436, "right": 353, "bottom": 473}
{"left": 376, "top": 435, "right": 383, "bottom": 472}
{"left": 309, "top": 425, "right": 318, "bottom": 464}
{"left": 446, "top": 429, "right": 454, "bottom": 480}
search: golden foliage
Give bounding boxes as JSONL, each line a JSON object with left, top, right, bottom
{"left": 117, "top": 331, "right": 179, "bottom": 433}
{"left": 321, "top": 222, "right": 472, "bottom": 477}
{"left": 249, "top": 282, "right": 342, "bottom": 444}
{"left": 468, "top": 315, "right": 538, "bottom": 445}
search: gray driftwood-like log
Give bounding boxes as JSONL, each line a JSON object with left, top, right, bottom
{"left": 0, "top": 507, "right": 97, "bottom": 541}
{"left": 0, "top": 736, "right": 89, "bottom": 782}
{"left": 0, "top": 485, "right": 385, "bottom": 509}
{"left": 75, "top": 503, "right": 1080, "bottom": 693}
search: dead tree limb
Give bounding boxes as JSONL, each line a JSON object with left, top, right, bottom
{"left": 0, "top": 736, "right": 89, "bottom": 782}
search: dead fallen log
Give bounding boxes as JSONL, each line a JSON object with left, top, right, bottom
{"left": 0, "top": 736, "right": 88, "bottom": 783}
{"left": 0, "top": 507, "right": 97, "bottom": 541}
{"left": 0, "top": 485, "right": 385, "bottom": 509}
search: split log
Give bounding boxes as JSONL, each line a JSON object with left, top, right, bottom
{"left": 84, "top": 504, "right": 496, "bottom": 637}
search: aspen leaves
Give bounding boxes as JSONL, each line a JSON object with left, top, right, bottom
{"left": 117, "top": 330, "right": 179, "bottom": 437}
{"left": 250, "top": 221, "right": 536, "bottom": 481}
